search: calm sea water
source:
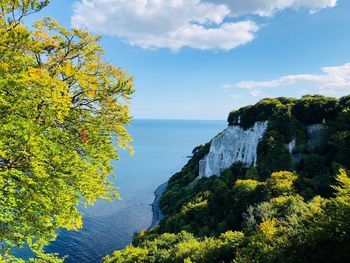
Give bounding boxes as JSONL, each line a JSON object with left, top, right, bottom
{"left": 17, "top": 119, "right": 226, "bottom": 263}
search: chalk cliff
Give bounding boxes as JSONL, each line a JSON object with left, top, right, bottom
{"left": 198, "top": 121, "right": 268, "bottom": 179}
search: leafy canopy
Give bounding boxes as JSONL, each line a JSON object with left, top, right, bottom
{"left": 108, "top": 94, "right": 350, "bottom": 263}
{"left": 0, "top": 1, "right": 134, "bottom": 261}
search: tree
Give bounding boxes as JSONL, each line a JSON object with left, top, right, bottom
{"left": 332, "top": 100, "right": 350, "bottom": 167}
{"left": 292, "top": 95, "right": 338, "bottom": 124}
{"left": 266, "top": 171, "right": 297, "bottom": 196}
{"left": 0, "top": 1, "right": 134, "bottom": 261}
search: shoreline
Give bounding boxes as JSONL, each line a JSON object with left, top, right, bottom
{"left": 148, "top": 181, "right": 168, "bottom": 230}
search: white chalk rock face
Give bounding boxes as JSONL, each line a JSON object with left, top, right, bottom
{"left": 307, "top": 124, "right": 328, "bottom": 151}
{"left": 287, "top": 138, "right": 296, "bottom": 154}
{"left": 198, "top": 121, "right": 268, "bottom": 179}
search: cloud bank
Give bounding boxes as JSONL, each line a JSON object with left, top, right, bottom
{"left": 72, "top": 0, "right": 337, "bottom": 51}
{"left": 235, "top": 63, "right": 350, "bottom": 96}
{"left": 211, "top": 0, "right": 337, "bottom": 17}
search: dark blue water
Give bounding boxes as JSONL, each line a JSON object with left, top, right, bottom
{"left": 17, "top": 119, "right": 226, "bottom": 262}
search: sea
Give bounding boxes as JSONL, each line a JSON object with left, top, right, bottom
{"left": 15, "top": 119, "right": 226, "bottom": 263}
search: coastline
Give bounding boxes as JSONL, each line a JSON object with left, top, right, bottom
{"left": 148, "top": 181, "right": 168, "bottom": 230}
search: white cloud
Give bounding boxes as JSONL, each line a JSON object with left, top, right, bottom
{"left": 72, "top": 0, "right": 257, "bottom": 51}
{"left": 249, "top": 90, "right": 262, "bottom": 97}
{"left": 235, "top": 63, "right": 350, "bottom": 96}
{"left": 129, "top": 21, "right": 258, "bottom": 51}
{"left": 72, "top": 0, "right": 337, "bottom": 51}
{"left": 210, "top": 0, "right": 337, "bottom": 17}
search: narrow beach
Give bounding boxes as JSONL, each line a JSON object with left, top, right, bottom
{"left": 149, "top": 182, "right": 168, "bottom": 229}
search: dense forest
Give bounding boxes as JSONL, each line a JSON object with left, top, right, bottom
{"left": 104, "top": 95, "right": 350, "bottom": 263}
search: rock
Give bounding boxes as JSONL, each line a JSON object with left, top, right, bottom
{"left": 287, "top": 138, "right": 296, "bottom": 154}
{"left": 198, "top": 121, "right": 268, "bottom": 179}
{"left": 307, "top": 124, "right": 328, "bottom": 151}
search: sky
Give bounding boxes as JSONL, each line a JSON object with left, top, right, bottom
{"left": 27, "top": 0, "right": 350, "bottom": 120}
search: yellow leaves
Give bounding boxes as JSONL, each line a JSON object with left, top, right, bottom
{"left": 0, "top": 141, "right": 6, "bottom": 159}
{"left": 56, "top": 214, "right": 83, "bottom": 231}
{"left": 115, "top": 123, "right": 127, "bottom": 134}
{"left": 88, "top": 82, "right": 98, "bottom": 98}
{"left": 308, "top": 195, "right": 325, "bottom": 217}
{"left": 32, "top": 162, "right": 48, "bottom": 179}
{"left": 267, "top": 171, "right": 298, "bottom": 196}
{"left": 233, "top": 179, "right": 262, "bottom": 192}
{"left": 32, "top": 28, "right": 61, "bottom": 51}
{"left": 44, "top": 38, "right": 60, "bottom": 49}
{"left": 75, "top": 74, "right": 87, "bottom": 90}
{"left": 259, "top": 218, "right": 278, "bottom": 238}
{"left": 181, "top": 199, "right": 208, "bottom": 214}
{"left": 74, "top": 217, "right": 83, "bottom": 229}
{"left": 332, "top": 168, "right": 350, "bottom": 198}
{"left": 1, "top": 6, "right": 134, "bottom": 261}
{"left": 46, "top": 18, "right": 61, "bottom": 29}
{"left": 28, "top": 67, "right": 45, "bottom": 77}
{"left": 51, "top": 155, "right": 60, "bottom": 164}
{"left": 0, "top": 62, "right": 9, "bottom": 72}
{"left": 175, "top": 240, "right": 201, "bottom": 259}
{"left": 33, "top": 30, "right": 49, "bottom": 39}
{"left": 74, "top": 71, "right": 99, "bottom": 99}
{"left": 62, "top": 61, "right": 73, "bottom": 76}
{"left": 24, "top": 67, "right": 71, "bottom": 122}
{"left": 270, "top": 196, "right": 290, "bottom": 205}
{"left": 66, "top": 216, "right": 83, "bottom": 231}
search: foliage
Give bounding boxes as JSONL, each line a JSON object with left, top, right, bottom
{"left": 103, "top": 231, "right": 245, "bottom": 263}
{"left": 266, "top": 171, "right": 297, "bottom": 196}
{"left": 227, "top": 95, "right": 338, "bottom": 127}
{"left": 227, "top": 97, "right": 296, "bottom": 128}
{"left": 107, "top": 95, "right": 350, "bottom": 262}
{"left": 331, "top": 99, "right": 350, "bottom": 167}
{"left": 0, "top": 1, "right": 134, "bottom": 261}
{"left": 256, "top": 128, "right": 293, "bottom": 179}
{"left": 292, "top": 95, "right": 338, "bottom": 124}
{"left": 160, "top": 142, "right": 210, "bottom": 216}
{"left": 107, "top": 170, "right": 350, "bottom": 263}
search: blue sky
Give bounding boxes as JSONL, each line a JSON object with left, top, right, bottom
{"left": 28, "top": 0, "right": 350, "bottom": 120}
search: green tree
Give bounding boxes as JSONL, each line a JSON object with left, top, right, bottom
{"left": 332, "top": 169, "right": 350, "bottom": 198}
{"left": 266, "top": 171, "right": 297, "bottom": 196}
{"left": 232, "top": 179, "right": 265, "bottom": 208}
{"left": 292, "top": 95, "right": 338, "bottom": 124}
{"left": 103, "top": 231, "right": 245, "bottom": 263}
{"left": 0, "top": 1, "right": 134, "bottom": 261}
{"left": 332, "top": 98, "right": 350, "bottom": 167}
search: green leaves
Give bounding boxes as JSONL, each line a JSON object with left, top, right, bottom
{"left": 266, "top": 171, "right": 297, "bottom": 196}
{"left": 103, "top": 231, "right": 245, "bottom": 263}
{"left": 0, "top": 1, "right": 134, "bottom": 261}
{"left": 333, "top": 169, "right": 350, "bottom": 199}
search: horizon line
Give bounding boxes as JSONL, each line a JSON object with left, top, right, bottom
{"left": 131, "top": 117, "right": 227, "bottom": 122}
